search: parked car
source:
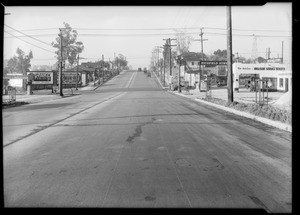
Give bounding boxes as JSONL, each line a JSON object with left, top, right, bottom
{"left": 138, "top": 68, "right": 142, "bottom": 72}
{"left": 147, "top": 72, "right": 151, "bottom": 77}
{"left": 217, "top": 80, "right": 226, "bottom": 87}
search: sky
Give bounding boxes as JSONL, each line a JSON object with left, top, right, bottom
{"left": 4, "top": 3, "right": 292, "bottom": 70}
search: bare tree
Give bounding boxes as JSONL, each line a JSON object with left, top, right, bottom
{"left": 174, "top": 30, "right": 193, "bottom": 54}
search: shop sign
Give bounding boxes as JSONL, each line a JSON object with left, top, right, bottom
{"left": 200, "top": 61, "right": 227, "bottom": 65}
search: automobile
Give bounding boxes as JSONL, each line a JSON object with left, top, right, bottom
{"left": 147, "top": 72, "right": 151, "bottom": 77}
{"left": 143, "top": 68, "right": 147, "bottom": 73}
{"left": 138, "top": 68, "right": 142, "bottom": 72}
{"left": 217, "top": 80, "right": 226, "bottom": 87}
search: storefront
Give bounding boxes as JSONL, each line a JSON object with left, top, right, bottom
{"left": 277, "top": 71, "right": 292, "bottom": 92}
{"left": 233, "top": 63, "right": 286, "bottom": 91}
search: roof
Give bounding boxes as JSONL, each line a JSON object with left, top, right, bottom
{"left": 186, "top": 69, "right": 201, "bottom": 74}
{"left": 65, "top": 66, "right": 95, "bottom": 72}
{"left": 180, "top": 52, "right": 206, "bottom": 62}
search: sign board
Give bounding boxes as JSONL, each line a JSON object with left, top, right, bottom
{"left": 233, "top": 63, "right": 286, "bottom": 72}
{"left": 200, "top": 61, "right": 227, "bottom": 66}
{"left": 28, "top": 71, "right": 54, "bottom": 84}
{"left": 4, "top": 74, "right": 28, "bottom": 79}
{"left": 8, "top": 79, "right": 23, "bottom": 87}
{"left": 62, "top": 72, "right": 81, "bottom": 84}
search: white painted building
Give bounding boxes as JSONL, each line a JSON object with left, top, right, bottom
{"left": 232, "top": 63, "right": 291, "bottom": 92}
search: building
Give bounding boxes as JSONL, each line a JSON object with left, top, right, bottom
{"left": 232, "top": 63, "right": 291, "bottom": 92}
{"left": 174, "top": 52, "right": 227, "bottom": 88}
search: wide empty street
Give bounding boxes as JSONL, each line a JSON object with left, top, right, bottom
{"left": 3, "top": 70, "right": 291, "bottom": 212}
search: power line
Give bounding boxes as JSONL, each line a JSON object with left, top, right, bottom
{"left": 5, "top": 27, "right": 58, "bottom": 32}
{"left": 4, "top": 24, "right": 55, "bottom": 47}
{"left": 5, "top": 31, "right": 291, "bottom": 38}
{"left": 204, "top": 32, "right": 291, "bottom": 38}
{"left": 4, "top": 34, "right": 57, "bottom": 38}
{"left": 4, "top": 31, "right": 55, "bottom": 54}
{"left": 4, "top": 26, "right": 290, "bottom": 32}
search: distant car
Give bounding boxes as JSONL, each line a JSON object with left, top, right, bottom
{"left": 138, "top": 68, "right": 142, "bottom": 72}
{"left": 217, "top": 80, "right": 226, "bottom": 87}
{"left": 143, "top": 68, "right": 147, "bottom": 73}
{"left": 147, "top": 72, "right": 151, "bottom": 77}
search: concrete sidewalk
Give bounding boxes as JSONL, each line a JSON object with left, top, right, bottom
{"left": 2, "top": 89, "right": 80, "bottom": 105}
{"left": 2, "top": 72, "right": 122, "bottom": 105}
{"left": 153, "top": 71, "right": 291, "bottom": 132}
{"left": 172, "top": 89, "right": 292, "bottom": 132}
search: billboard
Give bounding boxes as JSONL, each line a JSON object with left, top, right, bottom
{"left": 62, "top": 72, "right": 81, "bottom": 84}
{"left": 8, "top": 79, "right": 23, "bottom": 87}
{"left": 29, "top": 71, "right": 54, "bottom": 84}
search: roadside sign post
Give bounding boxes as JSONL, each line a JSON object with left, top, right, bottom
{"left": 8, "top": 87, "right": 16, "bottom": 103}
{"left": 262, "top": 81, "right": 265, "bottom": 105}
{"left": 266, "top": 80, "right": 269, "bottom": 105}
{"left": 258, "top": 79, "right": 261, "bottom": 105}
{"left": 255, "top": 80, "right": 258, "bottom": 103}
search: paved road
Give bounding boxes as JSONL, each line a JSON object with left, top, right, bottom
{"left": 3, "top": 70, "right": 291, "bottom": 211}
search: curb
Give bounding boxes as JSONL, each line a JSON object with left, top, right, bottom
{"left": 171, "top": 92, "right": 292, "bottom": 133}
{"left": 152, "top": 71, "right": 168, "bottom": 90}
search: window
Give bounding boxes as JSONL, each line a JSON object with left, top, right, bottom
{"left": 198, "top": 62, "right": 200, "bottom": 65}
{"left": 191, "top": 62, "right": 194, "bottom": 66}
{"left": 279, "top": 78, "right": 283, "bottom": 87}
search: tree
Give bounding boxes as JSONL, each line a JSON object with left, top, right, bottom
{"left": 7, "top": 48, "right": 33, "bottom": 74}
{"left": 175, "top": 30, "right": 193, "bottom": 54}
{"left": 51, "top": 22, "right": 84, "bottom": 68}
{"left": 209, "top": 49, "right": 235, "bottom": 61}
{"left": 257, "top": 56, "right": 267, "bottom": 63}
{"left": 115, "top": 54, "right": 128, "bottom": 68}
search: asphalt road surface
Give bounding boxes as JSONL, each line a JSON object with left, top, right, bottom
{"left": 3, "top": 70, "right": 291, "bottom": 211}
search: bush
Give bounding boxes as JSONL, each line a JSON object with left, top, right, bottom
{"left": 202, "top": 97, "right": 291, "bottom": 125}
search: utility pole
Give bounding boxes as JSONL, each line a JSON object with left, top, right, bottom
{"left": 102, "top": 54, "right": 105, "bottom": 83}
{"left": 176, "top": 55, "right": 183, "bottom": 93}
{"left": 199, "top": 28, "right": 208, "bottom": 91}
{"left": 227, "top": 6, "right": 233, "bottom": 103}
{"left": 163, "top": 46, "right": 166, "bottom": 86}
{"left": 281, "top": 41, "right": 284, "bottom": 64}
{"left": 76, "top": 54, "right": 79, "bottom": 90}
{"left": 155, "top": 46, "right": 164, "bottom": 81}
{"left": 117, "top": 57, "right": 119, "bottom": 73}
{"left": 159, "top": 46, "right": 164, "bottom": 83}
{"left": 163, "top": 38, "right": 176, "bottom": 77}
{"left": 235, "top": 52, "right": 239, "bottom": 63}
{"left": 154, "top": 46, "right": 160, "bottom": 76}
{"left": 59, "top": 28, "right": 63, "bottom": 96}
{"left": 114, "top": 52, "right": 116, "bottom": 70}
{"left": 193, "top": 28, "right": 208, "bottom": 91}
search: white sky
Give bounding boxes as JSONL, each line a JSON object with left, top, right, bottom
{"left": 4, "top": 3, "right": 292, "bottom": 69}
